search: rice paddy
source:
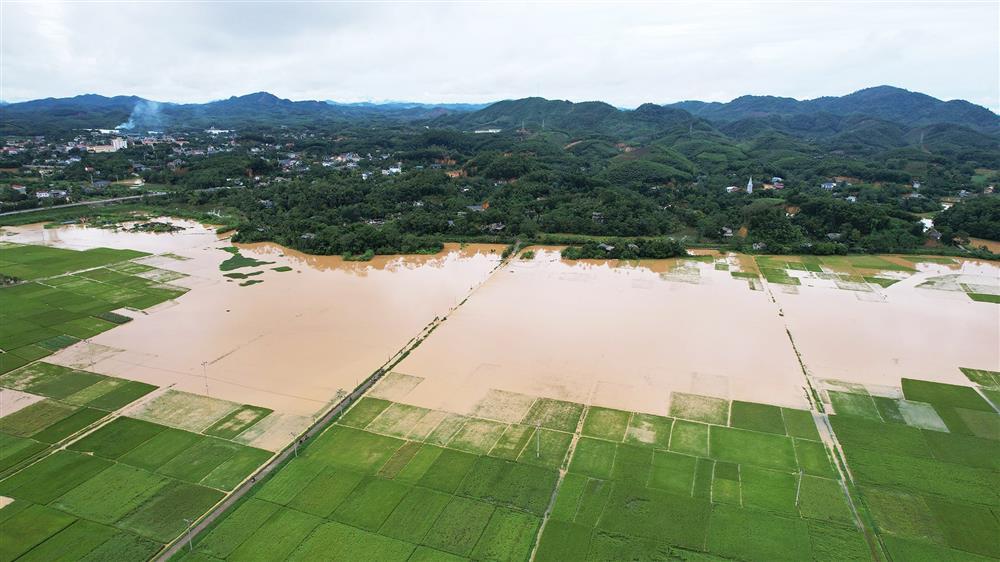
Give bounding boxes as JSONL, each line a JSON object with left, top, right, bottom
{"left": 0, "top": 238, "right": 282, "bottom": 560}
{"left": 0, "top": 243, "right": 190, "bottom": 375}
{"left": 164, "top": 373, "right": 997, "bottom": 562}
{"left": 0, "top": 402, "right": 274, "bottom": 560}
{"left": 1, "top": 225, "right": 996, "bottom": 561}
{"left": 0, "top": 356, "right": 276, "bottom": 560}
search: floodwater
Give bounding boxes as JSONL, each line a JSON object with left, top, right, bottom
{"left": 775, "top": 258, "right": 1000, "bottom": 389}
{"left": 390, "top": 249, "right": 1000, "bottom": 416}
{"left": 4, "top": 220, "right": 998, "bottom": 425}
{"left": 393, "top": 249, "right": 810, "bottom": 415}
{"left": 3, "top": 220, "right": 504, "bottom": 417}
{"left": 2, "top": 219, "right": 228, "bottom": 254}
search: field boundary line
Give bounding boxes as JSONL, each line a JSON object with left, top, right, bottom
{"left": 528, "top": 403, "right": 589, "bottom": 562}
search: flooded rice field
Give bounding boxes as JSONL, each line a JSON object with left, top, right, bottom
{"left": 2, "top": 220, "right": 504, "bottom": 423}
{"left": 4, "top": 220, "right": 997, "bottom": 428}
{"left": 393, "top": 250, "right": 998, "bottom": 416}
{"left": 395, "top": 249, "right": 809, "bottom": 414}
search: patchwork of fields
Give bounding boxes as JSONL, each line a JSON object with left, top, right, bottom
{"left": 722, "top": 253, "right": 1000, "bottom": 305}
{"left": 1, "top": 236, "right": 997, "bottom": 561}
{"left": 0, "top": 241, "right": 282, "bottom": 561}
{"left": 0, "top": 242, "right": 189, "bottom": 375}
{"left": 0, "top": 363, "right": 275, "bottom": 560}
{"left": 819, "top": 376, "right": 1000, "bottom": 560}
{"left": 168, "top": 372, "right": 998, "bottom": 562}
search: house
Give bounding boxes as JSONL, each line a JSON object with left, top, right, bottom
{"left": 598, "top": 243, "right": 615, "bottom": 252}
{"left": 11, "top": 184, "right": 26, "bottom": 194}
{"left": 721, "top": 226, "right": 734, "bottom": 238}
{"left": 826, "top": 233, "right": 843, "bottom": 240}
{"left": 985, "top": 185, "right": 995, "bottom": 194}
{"left": 725, "top": 185, "right": 740, "bottom": 193}
{"left": 752, "top": 242, "right": 767, "bottom": 251}
{"left": 912, "top": 180, "right": 921, "bottom": 190}
{"left": 361, "top": 172, "right": 372, "bottom": 180}
{"left": 36, "top": 189, "right": 68, "bottom": 199}
{"left": 845, "top": 196, "right": 857, "bottom": 203}
{"left": 821, "top": 182, "right": 836, "bottom": 190}
{"left": 926, "top": 228, "right": 942, "bottom": 241}
{"left": 771, "top": 176, "right": 783, "bottom": 184}
{"left": 92, "top": 180, "right": 111, "bottom": 188}
{"left": 473, "top": 128, "right": 501, "bottom": 134}
{"left": 591, "top": 212, "right": 604, "bottom": 224}
{"left": 486, "top": 222, "right": 505, "bottom": 233}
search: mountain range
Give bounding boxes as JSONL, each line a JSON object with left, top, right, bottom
{"left": 1, "top": 87, "right": 997, "bottom": 145}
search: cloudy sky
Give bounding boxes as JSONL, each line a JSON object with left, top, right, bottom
{"left": 2, "top": 1, "right": 997, "bottom": 110}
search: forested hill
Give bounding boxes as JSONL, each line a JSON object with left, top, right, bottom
{"left": 666, "top": 86, "right": 999, "bottom": 132}
{"left": 3, "top": 86, "right": 999, "bottom": 258}
{"left": 431, "top": 98, "right": 705, "bottom": 139}
{"left": 3, "top": 86, "right": 997, "bottom": 138}
{"left": 0, "top": 92, "right": 485, "bottom": 135}
{"left": 435, "top": 93, "right": 998, "bottom": 161}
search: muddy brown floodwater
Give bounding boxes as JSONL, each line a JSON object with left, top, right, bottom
{"left": 3, "top": 220, "right": 504, "bottom": 417}
{"left": 774, "top": 258, "right": 1000, "bottom": 389}
{"left": 390, "top": 249, "right": 999, "bottom": 416}
{"left": 4, "top": 221, "right": 998, "bottom": 426}
{"left": 393, "top": 249, "right": 810, "bottom": 414}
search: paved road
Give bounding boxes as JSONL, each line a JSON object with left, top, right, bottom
{"left": 0, "top": 192, "right": 168, "bottom": 216}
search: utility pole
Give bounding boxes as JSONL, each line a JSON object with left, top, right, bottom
{"left": 535, "top": 422, "right": 541, "bottom": 459}
{"left": 182, "top": 519, "right": 193, "bottom": 551}
{"left": 200, "top": 361, "right": 209, "bottom": 395}
{"left": 291, "top": 433, "right": 299, "bottom": 458}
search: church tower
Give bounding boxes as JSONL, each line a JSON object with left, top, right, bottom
{"left": 746, "top": 177, "right": 753, "bottom": 194}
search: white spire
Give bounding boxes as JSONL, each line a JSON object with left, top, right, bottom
{"left": 746, "top": 177, "right": 753, "bottom": 194}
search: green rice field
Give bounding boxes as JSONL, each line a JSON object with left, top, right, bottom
{"left": 2, "top": 241, "right": 997, "bottom": 561}
{"left": 0, "top": 360, "right": 277, "bottom": 560}
{"left": 0, "top": 362, "right": 159, "bottom": 476}
{"left": 166, "top": 375, "right": 999, "bottom": 562}
{"left": 0, "top": 405, "right": 273, "bottom": 560}
{"left": 0, "top": 243, "right": 190, "bottom": 374}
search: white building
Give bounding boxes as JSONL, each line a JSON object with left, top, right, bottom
{"left": 746, "top": 177, "right": 753, "bottom": 194}
{"left": 111, "top": 138, "right": 128, "bottom": 151}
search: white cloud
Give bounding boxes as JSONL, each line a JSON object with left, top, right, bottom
{"left": 1, "top": 1, "right": 997, "bottom": 111}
